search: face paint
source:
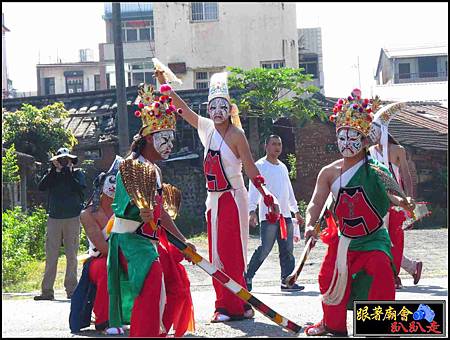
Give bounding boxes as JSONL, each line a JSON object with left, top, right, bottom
{"left": 208, "top": 97, "right": 231, "bottom": 124}
{"left": 337, "top": 128, "right": 364, "bottom": 157}
{"left": 152, "top": 130, "right": 175, "bottom": 159}
{"left": 102, "top": 174, "right": 116, "bottom": 198}
{"left": 369, "top": 122, "right": 382, "bottom": 144}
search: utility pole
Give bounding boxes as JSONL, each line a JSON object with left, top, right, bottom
{"left": 112, "top": 3, "right": 129, "bottom": 156}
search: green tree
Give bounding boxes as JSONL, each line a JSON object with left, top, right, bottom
{"left": 228, "top": 67, "right": 326, "bottom": 158}
{"left": 2, "top": 102, "right": 77, "bottom": 163}
{"left": 2, "top": 144, "right": 21, "bottom": 209}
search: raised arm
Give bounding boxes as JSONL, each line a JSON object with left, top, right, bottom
{"left": 154, "top": 70, "right": 199, "bottom": 129}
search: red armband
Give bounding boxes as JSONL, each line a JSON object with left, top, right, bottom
{"left": 252, "top": 175, "right": 265, "bottom": 189}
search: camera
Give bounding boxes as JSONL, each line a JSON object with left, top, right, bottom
{"left": 413, "top": 304, "right": 435, "bottom": 323}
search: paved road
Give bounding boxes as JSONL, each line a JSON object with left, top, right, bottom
{"left": 2, "top": 229, "right": 448, "bottom": 337}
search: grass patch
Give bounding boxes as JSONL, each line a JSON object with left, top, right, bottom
{"left": 2, "top": 253, "right": 86, "bottom": 294}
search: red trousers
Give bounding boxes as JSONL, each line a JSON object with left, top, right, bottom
{"left": 388, "top": 208, "right": 406, "bottom": 274}
{"left": 88, "top": 256, "right": 109, "bottom": 326}
{"left": 158, "top": 229, "right": 195, "bottom": 337}
{"left": 118, "top": 249, "right": 164, "bottom": 338}
{"left": 207, "top": 192, "right": 248, "bottom": 317}
{"left": 318, "top": 239, "right": 395, "bottom": 334}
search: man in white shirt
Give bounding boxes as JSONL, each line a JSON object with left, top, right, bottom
{"left": 246, "top": 135, "right": 305, "bottom": 292}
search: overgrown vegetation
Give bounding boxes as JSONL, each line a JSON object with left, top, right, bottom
{"left": 2, "top": 102, "right": 77, "bottom": 163}
{"left": 2, "top": 206, "right": 88, "bottom": 292}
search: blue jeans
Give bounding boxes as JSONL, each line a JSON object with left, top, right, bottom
{"left": 246, "top": 218, "right": 295, "bottom": 282}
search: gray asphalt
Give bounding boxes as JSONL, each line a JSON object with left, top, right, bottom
{"left": 2, "top": 229, "right": 448, "bottom": 337}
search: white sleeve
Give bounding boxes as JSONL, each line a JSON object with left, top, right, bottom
{"left": 293, "top": 219, "right": 300, "bottom": 239}
{"left": 197, "top": 116, "right": 215, "bottom": 147}
{"left": 285, "top": 164, "right": 299, "bottom": 213}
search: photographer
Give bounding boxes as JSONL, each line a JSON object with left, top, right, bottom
{"left": 34, "top": 147, "right": 86, "bottom": 301}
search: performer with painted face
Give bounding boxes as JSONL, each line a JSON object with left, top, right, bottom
{"left": 155, "top": 69, "right": 279, "bottom": 323}
{"left": 303, "top": 89, "right": 415, "bottom": 336}
{"left": 108, "top": 83, "right": 196, "bottom": 337}
{"left": 368, "top": 103, "right": 423, "bottom": 288}
{"left": 69, "top": 156, "right": 130, "bottom": 335}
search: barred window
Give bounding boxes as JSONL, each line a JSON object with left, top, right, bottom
{"left": 191, "top": 2, "right": 218, "bottom": 21}
{"left": 261, "top": 60, "right": 285, "bottom": 69}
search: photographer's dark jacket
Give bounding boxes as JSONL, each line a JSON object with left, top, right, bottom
{"left": 38, "top": 167, "right": 87, "bottom": 219}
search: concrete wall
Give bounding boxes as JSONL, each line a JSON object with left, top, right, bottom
{"left": 298, "top": 27, "right": 325, "bottom": 93}
{"left": 153, "top": 2, "right": 299, "bottom": 90}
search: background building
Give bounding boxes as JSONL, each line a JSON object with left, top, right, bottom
{"left": 36, "top": 56, "right": 100, "bottom": 96}
{"left": 373, "top": 44, "right": 448, "bottom": 105}
{"left": 2, "top": 13, "right": 10, "bottom": 98}
{"left": 298, "top": 27, "right": 325, "bottom": 94}
{"left": 99, "top": 2, "right": 299, "bottom": 90}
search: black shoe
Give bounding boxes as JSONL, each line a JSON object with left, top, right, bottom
{"left": 281, "top": 282, "right": 305, "bottom": 292}
{"left": 34, "top": 294, "right": 54, "bottom": 301}
{"left": 245, "top": 276, "right": 253, "bottom": 292}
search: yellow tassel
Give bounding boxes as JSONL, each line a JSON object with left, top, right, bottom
{"left": 230, "top": 103, "right": 242, "bottom": 129}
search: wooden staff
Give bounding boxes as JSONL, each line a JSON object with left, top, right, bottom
{"left": 285, "top": 194, "right": 332, "bottom": 287}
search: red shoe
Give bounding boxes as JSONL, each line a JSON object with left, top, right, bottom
{"left": 304, "top": 321, "right": 329, "bottom": 336}
{"left": 413, "top": 261, "right": 423, "bottom": 285}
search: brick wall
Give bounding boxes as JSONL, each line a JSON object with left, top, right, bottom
{"left": 293, "top": 118, "right": 340, "bottom": 202}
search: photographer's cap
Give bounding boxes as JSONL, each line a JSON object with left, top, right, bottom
{"left": 50, "top": 147, "right": 78, "bottom": 164}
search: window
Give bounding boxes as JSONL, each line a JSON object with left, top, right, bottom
{"left": 121, "top": 20, "right": 154, "bottom": 42}
{"left": 418, "top": 56, "right": 438, "bottom": 78}
{"left": 194, "top": 71, "right": 210, "bottom": 89}
{"left": 398, "top": 63, "right": 411, "bottom": 79}
{"left": 191, "top": 2, "right": 218, "bottom": 21}
{"left": 66, "top": 77, "right": 83, "bottom": 94}
{"left": 129, "top": 62, "right": 155, "bottom": 86}
{"left": 261, "top": 60, "right": 285, "bottom": 69}
{"left": 299, "top": 54, "right": 319, "bottom": 79}
{"left": 94, "top": 75, "right": 101, "bottom": 90}
{"left": 44, "top": 77, "right": 55, "bottom": 95}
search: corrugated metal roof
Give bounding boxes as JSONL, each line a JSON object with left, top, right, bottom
{"left": 390, "top": 103, "right": 448, "bottom": 151}
{"left": 383, "top": 45, "right": 448, "bottom": 58}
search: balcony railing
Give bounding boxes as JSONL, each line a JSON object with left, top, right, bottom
{"left": 394, "top": 71, "right": 448, "bottom": 83}
{"left": 103, "top": 2, "right": 153, "bottom": 20}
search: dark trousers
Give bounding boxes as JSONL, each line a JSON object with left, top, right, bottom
{"left": 246, "top": 218, "right": 295, "bottom": 282}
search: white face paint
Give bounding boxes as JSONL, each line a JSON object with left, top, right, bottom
{"left": 369, "top": 122, "right": 382, "bottom": 144}
{"left": 337, "top": 128, "right": 364, "bottom": 157}
{"left": 152, "top": 130, "right": 175, "bottom": 159}
{"left": 102, "top": 174, "right": 116, "bottom": 198}
{"left": 208, "top": 98, "right": 231, "bottom": 124}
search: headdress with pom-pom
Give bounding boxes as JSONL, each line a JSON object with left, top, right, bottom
{"left": 134, "top": 83, "right": 182, "bottom": 137}
{"left": 329, "top": 88, "right": 380, "bottom": 137}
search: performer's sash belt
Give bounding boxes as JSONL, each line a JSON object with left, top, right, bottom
{"left": 111, "top": 217, "right": 141, "bottom": 234}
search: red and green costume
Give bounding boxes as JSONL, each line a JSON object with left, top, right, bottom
{"left": 315, "top": 158, "right": 396, "bottom": 335}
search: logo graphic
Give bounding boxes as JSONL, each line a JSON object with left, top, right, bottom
{"left": 354, "top": 300, "right": 445, "bottom": 337}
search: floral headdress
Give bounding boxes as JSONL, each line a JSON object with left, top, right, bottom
{"left": 329, "top": 88, "right": 381, "bottom": 137}
{"left": 134, "top": 83, "right": 182, "bottom": 137}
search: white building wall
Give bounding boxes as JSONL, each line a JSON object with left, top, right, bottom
{"left": 153, "top": 2, "right": 298, "bottom": 90}
{"left": 37, "top": 64, "right": 100, "bottom": 94}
